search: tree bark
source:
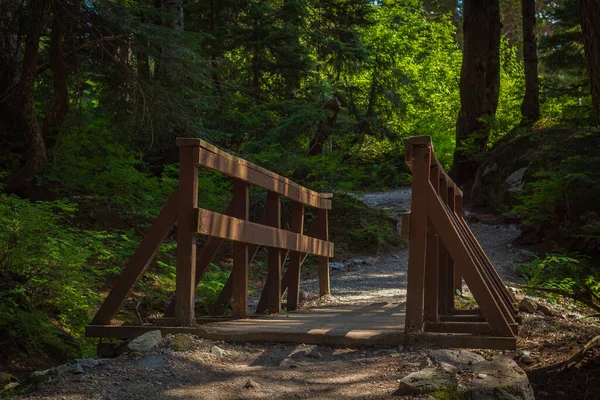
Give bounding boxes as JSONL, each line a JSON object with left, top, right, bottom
{"left": 521, "top": 0, "right": 541, "bottom": 124}
{"left": 42, "top": 0, "right": 70, "bottom": 150}
{"left": 7, "top": 0, "right": 48, "bottom": 190}
{"left": 308, "top": 97, "right": 341, "bottom": 156}
{"left": 452, "top": 0, "right": 501, "bottom": 186}
{"left": 578, "top": 0, "right": 600, "bottom": 127}
{"left": 0, "top": 4, "right": 22, "bottom": 146}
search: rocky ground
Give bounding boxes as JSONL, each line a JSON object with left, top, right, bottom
{"left": 5, "top": 189, "right": 600, "bottom": 399}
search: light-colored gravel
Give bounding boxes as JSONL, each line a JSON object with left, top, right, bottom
{"left": 300, "top": 188, "right": 523, "bottom": 306}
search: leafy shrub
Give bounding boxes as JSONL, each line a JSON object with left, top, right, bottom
{"left": 0, "top": 194, "right": 101, "bottom": 363}
{"left": 517, "top": 254, "right": 600, "bottom": 304}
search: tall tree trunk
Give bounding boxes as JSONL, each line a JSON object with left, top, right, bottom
{"left": 43, "top": 0, "right": 70, "bottom": 150}
{"left": 452, "top": 0, "right": 501, "bottom": 186}
{"left": 0, "top": 5, "right": 22, "bottom": 147}
{"left": 163, "top": 0, "right": 184, "bottom": 31}
{"left": 578, "top": 0, "right": 600, "bottom": 127}
{"left": 521, "top": 0, "right": 541, "bottom": 123}
{"left": 7, "top": 0, "right": 47, "bottom": 191}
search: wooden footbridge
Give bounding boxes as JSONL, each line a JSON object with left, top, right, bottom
{"left": 86, "top": 136, "right": 519, "bottom": 350}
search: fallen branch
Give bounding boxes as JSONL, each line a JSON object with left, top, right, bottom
{"left": 523, "top": 286, "right": 600, "bottom": 314}
{"left": 560, "top": 335, "right": 600, "bottom": 371}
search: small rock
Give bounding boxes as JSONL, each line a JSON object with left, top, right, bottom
{"left": 329, "top": 262, "right": 345, "bottom": 271}
{"left": 244, "top": 379, "right": 260, "bottom": 389}
{"left": 395, "top": 367, "right": 457, "bottom": 395}
{"left": 279, "top": 358, "right": 300, "bottom": 368}
{"left": 127, "top": 330, "right": 162, "bottom": 352}
{"left": 71, "top": 363, "right": 84, "bottom": 374}
{"left": 419, "top": 357, "right": 433, "bottom": 370}
{"left": 138, "top": 355, "right": 165, "bottom": 369}
{"left": 536, "top": 303, "right": 558, "bottom": 317}
{"left": 210, "top": 345, "right": 227, "bottom": 359}
{"left": 476, "top": 373, "right": 487, "bottom": 379}
{"left": 508, "top": 287, "right": 525, "bottom": 302}
{"left": 291, "top": 346, "right": 323, "bottom": 360}
{"left": 76, "top": 358, "right": 102, "bottom": 368}
{"left": 518, "top": 298, "right": 538, "bottom": 313}
{"left": 170, "top": 334, "right": 194, "bottom": 352}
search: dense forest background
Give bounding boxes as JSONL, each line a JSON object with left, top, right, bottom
{"left": 1, "top": 0, "right": 600, "bottom": 376}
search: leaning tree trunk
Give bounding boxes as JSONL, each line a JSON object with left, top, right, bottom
{"left": 7, "top": 0, "right": 47, "bottom": 191}
{"left": 452, "top": 0, "right": 501, "bottom": 186}
{"left": 578, "top": 0, "right": 600, "bottom": 127}
{"left": 521, "top": 0, "right": 541, "bottom": 123}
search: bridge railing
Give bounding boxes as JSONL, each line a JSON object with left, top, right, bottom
{"left": 403, "top": 136, "right": 519, "bottom": 341}
{"left": 90, "top": 138, "right": 333, "bottom": 328}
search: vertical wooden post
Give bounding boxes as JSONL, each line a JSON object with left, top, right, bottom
{"left": 423, "top": 165, "right": 439, "bottom": 323}
{"left": 231, "top": 179, "right": 249, "bottom": 318}
{"left": 287, "top": 201, "right": 305, "bottom": 311}
{"left": 175, "top": 145, "right": 199, "bottom": 326}
{"left": 437, "top": 178, "right": 450, "bottom": 315}
{"left": 267, "top": 191, "right": 282, "bottom": 314}
{"left": 446, "top": 186, "right": 457, "bottom": 311}
{"left": 405, "top": 143, "right": 431, "bottom": 333}
{"left": 454, "top": 194, "right": 464, "bottom": 293}
{"left": 315, "top": 208, "right": 330, "bottom": 297}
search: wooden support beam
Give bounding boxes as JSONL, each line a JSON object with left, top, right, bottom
{"left": 453, "top": 195, "right": 464, "bottom": 292}
{"left": 211, "top": 244, "right": 260, "bottom": 316}
{"left": 315, "top": 208, "right": 330, "bottom": 297}
{"left": 424, "top": 165, "right": 439, "bottom": 323}
{"left": 446, "top": 186, "right": 457, "bottom": 309}
{"left": 286, "top": 201, "right": 305, "bottom": 311}
{"left": 194, "top": 208, "right": 333, "bottom": 257}
{"left": 428, "top": 183, "right": 514, "bottom": 337}
{"left": 175, "top": 147, "right": 199, "bottom": 326}
{"left": 231, "top": 180, "right": 249, "bottom": 318}
{"left": 405, "top": 144, "right": 431, "bottom": 333}
{"left": 267, "top": 191, "right": 282, "bottom": 314}
{"left": 91, "top": 188, "right": 178, "bottom": 325}
{"left": 437, "top": 177, "right": 450, "bottom": 315}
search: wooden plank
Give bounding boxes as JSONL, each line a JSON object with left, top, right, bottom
{"left": 315, "top": 208, "right": 330, "bottom": 297}
{"left": 176, "top": 137, "right": 333, "bottom": 200}
{"left": 231, "top": 180, "right": 249, "bottom": 318}
{"left": 446, "top": 186, "right": 457, "bottom": 309}
{"left": 91, "top": 188, "right": 178, "bottom": 325}
{"left": 194, "top": 208, "right": 334, "bottom": 257}
{"left": 453, "top": 194, "right": 464, "bottom": 292}
{"left": 189, "top": 144, "right": 331, "bottom": 209}
{"left": 267, "top": 191, "right": 282, "bottom": 314}
{"left": 175, "top": 147, "right": 199, "bottom": 326}
{"left": 286, "top": 202, "right": 305, "bottom": 311}
{"left": 255, "top": 249, "right": 289, "bottom": 315}
{"left": 405, "top": 144, "right": 431, "bottom": 333}
{"left": 427, "top": 183, "right": 514, "bottom": 337}
{"left": 423, "top": 165, "right": 440, "bottom": 324}
{"left": 425, "top": 322, "right": 519, "bottom": 335}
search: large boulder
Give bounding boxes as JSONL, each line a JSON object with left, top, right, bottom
{"left": 428, "top": 349, "right": 485, "bottom": 371}
{"left": 396, "top": 367, "right": 457, "bottom": 395}
{"left": 127, "top": 330, "right": 162, "bottom": 352}
{"left": 470, "top": 357, "right": 534, "bottom": 400}
{"left": 466, "top": 387, "right": 520, "bottom": 400}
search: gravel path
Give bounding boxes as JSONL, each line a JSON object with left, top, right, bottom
{"left": 300, "top": 188, "right": 523, "bottom": 306}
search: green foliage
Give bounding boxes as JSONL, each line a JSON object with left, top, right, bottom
{"left": 0, "top": 195, "right": 100, "bottom": 363}
{"left": 511, "top": 155, "right": 600, "bottom": 252}
{"left": 197, "top": 265, "right": 231, "bottom": 312}
{"left": 517, "top": 254, "right": 600, "bottom": 302}
{"left": 328, "top": 193, "right": 399, "bottom": 255}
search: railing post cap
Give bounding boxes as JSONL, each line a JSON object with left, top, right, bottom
{"left": 406, "top": 136, "right": 432, "bottom": 146}
{"left": 176, "top": 137, "right": 203, "bottom": 147}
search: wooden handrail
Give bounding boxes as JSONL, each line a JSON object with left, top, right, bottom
{"left": 176, "top": 138, "right": 332, "bottom": 209}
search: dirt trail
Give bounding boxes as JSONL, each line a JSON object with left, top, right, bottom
{"left": 301, "top": 188, "right": 523, "bottom": 306}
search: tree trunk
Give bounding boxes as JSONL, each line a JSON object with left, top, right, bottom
{"left": 42, "top": 0, "right": 70, "bottom": 150}
{"left": 7, "top": 0, "right": 48, "bottom": 191}
{"left": 308, "top": 97, "right": 341, "bottom": 156}
{"left": 0, "top": 5, "right": 22, "bottom": 147}
{"left": 578, "top": 0, "right": 600, "bottom": 127}
{"left": 520, "top": 0, "right": 541, "bottom": 124}
{"left": 163, "top": 0, "right": 184, "bottom": 31}
{"left": 452, "top": 0, "right": 501, "bottom": 186}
